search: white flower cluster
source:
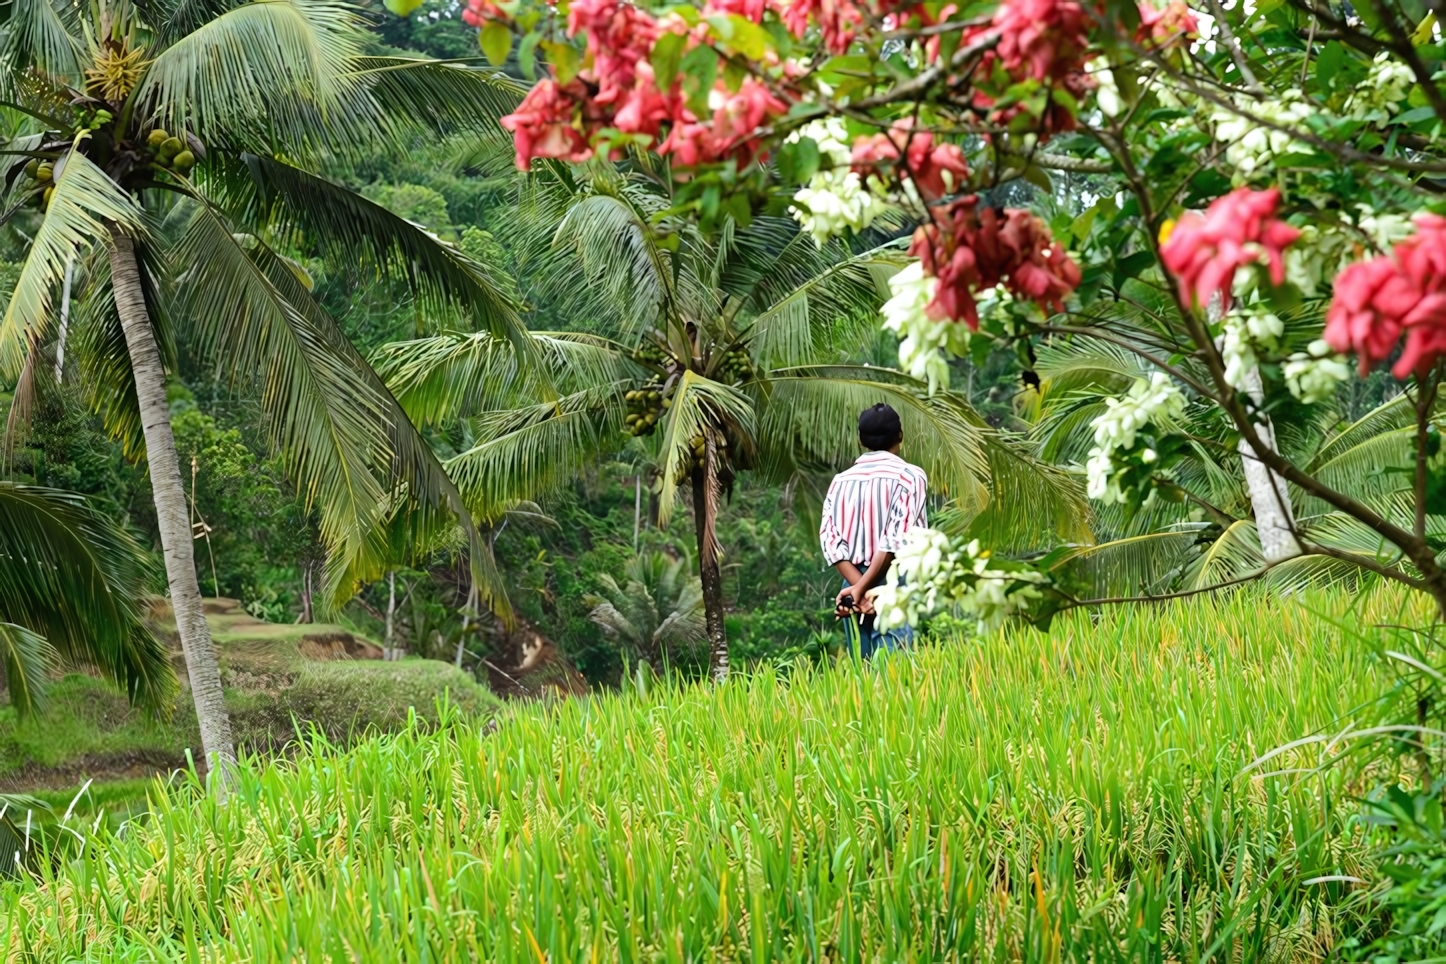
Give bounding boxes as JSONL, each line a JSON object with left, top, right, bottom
{"left": 1220, "top": 305, "right": 1283, "bottom": 390}
{"left": 1283, "top": 339, "right": 1350, "bottom": 404}
{"left": 1286, "top": 206, "right": 1415, "bottom": 296}
{"left": 788, "top": 119, "right": 888, "bottom": 246}
{"left": 1343, "top": 52, "right": 1414, "bottom": 124}
{"left": 1211, "top": 93, "right": 1313, "bottom": 180}
{"left": 873, "top": 531, "right": 1047, "bottom": 635}
{"left": 1084, "top": 373, "right": 1187, "bottom": 504}
{"left": 881, "top": 261, "right": 969, "bottom": 393}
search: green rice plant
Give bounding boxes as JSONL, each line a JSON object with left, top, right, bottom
{"left": 0, "top": 589, "right": 1422, "bottom": 961}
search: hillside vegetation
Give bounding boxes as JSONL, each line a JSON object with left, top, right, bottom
{"left": 2, "top": 590, "right": 1415, "bottom": 960}
{"left": 0, "top": 599, "right": 496, "bottom": 798}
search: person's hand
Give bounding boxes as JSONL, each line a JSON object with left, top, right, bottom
{"left": 855, "top": 590, "right": 877, "bottom": 616}
{"left": 835, "top": 582, "right": 867, "bottom": 616}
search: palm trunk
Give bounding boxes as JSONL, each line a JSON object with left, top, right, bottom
{"left": 691, "top": 434, "right": 728, "bottom": 683}
{"left": 633, "top": 473, "right": 642, "bottom": 552}
{"left": 385, "top": 569, "right": 397, "bottom": 661}
{"left": 299, "top": 561, "right": 314, "bottom": 624}
{"left": 108, "top": 227, "right": 235, "bottom": 791}
{"left": 1238, "top": 367, "right": 1300, "bottom": 563}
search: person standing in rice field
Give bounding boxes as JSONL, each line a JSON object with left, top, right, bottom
{"left": 818, "top": 403, "right": 928, "bottom": 659}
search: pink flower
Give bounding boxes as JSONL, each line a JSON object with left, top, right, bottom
{"left": 780, "top": 0, "right": 865, "bottom": 53}
{"left": 660, "top": 79, "right": 788, "bottom": 167}
{"left": 992, "top": 0, "right": 1093, "bottom": 83}
{"left": 1326, "top": 216, "right": 1446, "bottom": 378}
{"left": 909, "top": 198, "right": 1080, "bottom": 326}
{"left": 1160, "top": 187, "right": 1300, "bottom": 311}
{"left": 1137, "top": 0, "right": 1198, "bottom": 48}
{"left": 461, "top": 0, "right": 506, "bottom": 26}
{"left": 705, "top": 0, "right": 768, "bottom": 21}
{"left": 499, "top": 79, "right": 593, "bottom": 170}
{"left": 851, "top": 124, "right": 969, "bottom": 201}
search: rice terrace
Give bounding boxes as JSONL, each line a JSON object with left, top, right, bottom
{"left": 3, "top": 0, "right": 1446, "bottom": 957}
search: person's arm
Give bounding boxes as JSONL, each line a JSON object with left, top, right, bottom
{"left": 822, "top": 480, "right": 860, "bottom": 613}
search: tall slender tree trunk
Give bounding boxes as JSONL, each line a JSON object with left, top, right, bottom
{"left": 108, "top": 227, "right": 235, "bottom": 791}
{"left": 691, "top": 433, "right": 728, "bottom": 683}
{"left": 385, "top": 569, "right": 398, "bottom": 661}
{"left": 299, "top": 561, "right": 314, "bottom": 624}
{"left": 1239, "top": 366, "right": 1300, "bottom": 563}
{"left": 633, "top": 473, "right": 642, "bottom": 552}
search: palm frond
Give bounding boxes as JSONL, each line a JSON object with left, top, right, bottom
{"left": 0, "top": 0, "right": 82, "bottom": 89}
{"left": 136, "top": 0, "right": 366, "bottom": 155}
{"left": 172, "top": 203, "right": 494, "bottom": 610}
{"left": 205, "top": 152, "right": 524, "bottom": 346}
{"left": 655, "top": 371, "right": 755, "bottom": 525}
{"left": 346, "top": 57, "right": 524, "bottom": 138}
{"left": 374, "top": 330, "right": 637, "bottom": 426}
{"left": 445, "top": 388, "right": 620, "bottom": 523}
{"left": 0, "top": 484, "right": 177, "bottom": 715}
{"left": 743, "top": 236, "right": 905, "bottom": 370}
{"left": 1045, "top": 528, "right": 1205, "bottom": 598}
{"left": 0, "top": 623, "right": 54, "bottom": 716}
{"left": 0, "top": 147, "right": 145, "bottom": 377}
{"left": 967, "top": 436, "right": 1093, "bottom": 551}
{"left": 1181, "top": 519, "right": 1263, "bottom": 590}
{"left": 755, "top": 365, "right": 988, "bottom": 501}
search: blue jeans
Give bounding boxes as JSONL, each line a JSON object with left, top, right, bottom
{"left": 840, "top": 580, "right": 914, "bottom": 659}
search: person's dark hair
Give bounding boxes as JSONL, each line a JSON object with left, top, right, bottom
{"left": 858, "top": 403, "right": 903, "bottom": 451}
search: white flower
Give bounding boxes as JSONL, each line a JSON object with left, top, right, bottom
{"left": 1211, "top": 93, "right": 1313, "bottom": 181}
{"left": 1094, "top": 60, "right": 1126, "bottom": 117}
{"left": 881, "top": 260, "right": 970, "bottom": 394}
{"left": 1287, "top": 206, "right": 1416, "bottom": 297}
{"left": 1343, "top": 52, "right": 1414, "bottom": 124}
{"left": 1220, "top": 306, "right": 1282, "bottom": 390}
{"left": 787, "top": 119, "right": 889, "bottom": 245}
{"left": 1284, "top": 339, "right": 1350, "bottom": 404}
{"left": 872, "top": 529, "right": 1047, "bottom": 635}
{"left": 1083, "top": 372, "right": 1186, "bottom": 505}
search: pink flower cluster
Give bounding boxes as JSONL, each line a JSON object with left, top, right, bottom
{"left": 1326, "top": 216, "right": 1446, "bottom": 378}
{"left": 961, "top": 0, "right": 1096, "bottom": 138}
{"left": 493, "top": 0, "right": 789, "bottom": 170}
{"left": 851, "top": 124, "right": 969, "bottom": 202}
{"left": 1159, "top": 187, "right": 1300, "bottom": 311}
{"left": 911, "top": 197, "right": 1081, "bottom": 326}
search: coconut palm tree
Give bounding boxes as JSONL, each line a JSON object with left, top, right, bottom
{"left": 0, "top": 0, "right": 525, "bottom": 786}
{"left": 376, "top": 163, "right": 1088, "bottom": 681}
{"left": 584, "top": 551, "right": 706, "bottom": 668}
{"left": 0, "top": 482, "right": 175, "bottom": 716}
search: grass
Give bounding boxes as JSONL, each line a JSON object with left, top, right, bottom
{"left": 0, "top": 589, "right": 1423, "bottom": 960}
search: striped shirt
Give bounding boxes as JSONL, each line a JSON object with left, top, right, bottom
{"left": 819, "top": 451, "right": 928, "bottom": 567}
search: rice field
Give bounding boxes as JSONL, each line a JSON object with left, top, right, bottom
{"left": 0, "top": 589, "right": 1425, "bottom": 961}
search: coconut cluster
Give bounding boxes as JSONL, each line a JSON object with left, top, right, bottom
{"left": 624, "top": 385, "right": 666, "bottom": 436}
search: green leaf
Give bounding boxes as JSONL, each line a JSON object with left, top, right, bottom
{"left": 543, "top": 39, "right": 581, "bottom": 83}
{"left": 1315, "top": 40, "right": 1345, "bottom": 88}
{"left": 681, "top": 44, "right": 718, "bottom": 116}
{"left": 480, "top": 21, "right": 512, "bottom": 66}
{"left": 383, "top": 0, "right": 425, "bottom": 15}
{"left": 791, "top": 136, "right": 820, "bottom": 184}
{"left": 650, "top": 31, "right": 687, "bottom": 91}
{"left": 707, "top": 14, "right": 769, "bottom": 58}
{"left": 518, "top": 31, "right": 541, "bottom": 79}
